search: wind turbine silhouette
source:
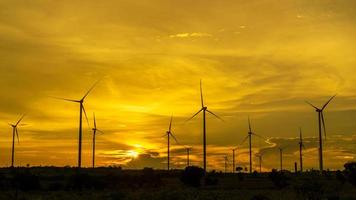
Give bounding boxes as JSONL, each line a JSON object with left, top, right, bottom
{"left": 185, "top": 147, "right": 192, "bottom": 167}
{"left": 9, "top": 115, "right": 25, "bottom": 168}
{"left": 165, "top": 116, "right": 180, "bottom": 171}
{"left": 241, "top": 117, "right": 264, "bottom": 173}
{"left": 256, "top": 154, "right": 262, "bottom": 173}
{"left": 186, "top": 80, "right": 223, "bottom": 173}
{"left": 52, "top": 81, "right": 100, "bottom": 168}
{"left": 298, "top": 127, "right": 306, "bottom": 172}
{"left": 224, "top": 155, "right": 228, "bottom": 174}
{"left": 278, "top": 146, "right": 288, "bottom": 171}
{"left": 256, "top": 150, "right": 268, "bottom": 173}
{"left": 92, "top": 113, "right": 104, "bottom": 168}
{"left": 232, "top": 147, "right": 238, "bottom": 173}
{"left": 306, "top": 95, "right": 336, "bottom": 171}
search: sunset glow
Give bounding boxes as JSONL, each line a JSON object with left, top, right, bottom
{"left": 0, "top": 0, "right": 355, "bottom": 172}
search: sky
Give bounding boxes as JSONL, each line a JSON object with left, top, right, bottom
{"left": 0, "top": 0, "right": 355, "bottom": 171}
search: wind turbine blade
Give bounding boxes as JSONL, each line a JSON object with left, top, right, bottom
{"left": 321, "top": 112, "right": 327, "bottom": 139}
{"left": 200, "top": 79, "right": 204, "bottom": 107}
{"left": 302, "top": 144, "right": 306, "bottom": 150}
{"left": 322, "top": 94, "right": 336, "bottom": 110}
{"left": 206, "top": 110, "right": 224, "bottom": 121}
{"left": 248, "top": 116, "right": 252, "bottom": 133}
{"left": 240, "top": 135, "right": 249, "bottom": 145}
{"left": 253, "top": 133, "right": 266, "bottom": 140}
{"left": 49, "top": 96, "right": 79, "bottom": 103}
{"left": 280, "top": 145, "right": 288, "bottom": 150}
{"left": 82, "top": 80, "right": 100, "bottom": 100}
{"left": 93, "top": 113, "right": 97, "bottom": 129}
{"left": 82, "top": 106, "right": 91, "bottom": 129}
{"left": 15, "top": 114, "right": 26, "bottom": 126}
{"left": 260, "top": 151, "right": 266, "bottom": 156}
{"left": 169, "top": 115, "right": 173, "bottom": 132}
{"left": 186, "top": 109, "right": 203, "bottom": 122}
{"left": 299, "top": 127, "right": 302, "bottom": 140}
{"left": 305, "top": 101, "right": 319, "bottom": 110}
{"left": 97, "top": 129, "right": 105, "bottom": 135}
{"left": 170, "top": 133, "right": 180, "bottom": 145}
{"left": 15, "top": 128, "right": 20, "bottom": 144}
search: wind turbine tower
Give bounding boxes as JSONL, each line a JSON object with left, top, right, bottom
{"left": 306, "top": 95, "right": 336, "bottom": 171}
{"left": 187, "top": 80, "right": 223, "bottom": 174}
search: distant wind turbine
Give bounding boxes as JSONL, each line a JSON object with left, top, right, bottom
{"left": 52, "top": 80, "right": 100, "bottom": 168}
{"left": 278, "top": 146, "right": 288, "bottom": 171}
{"left": 185, "top": 147, "right": 192, "bottom": 167}
{"left": 256, "top": 150, "right": 268, "bottom": 173}
{"left": 306, "top": 95, "right": 336, "bottom": 171}
{"left": 186, "top": 80, "right": 223, "bottom": 173}
{"left": 9, "top": 115, "right": 25, "bottom": 168}
{"left": 92, "top": 113, "right": 104, "bottom": 168}
{"left": 241, "top": 117, "right": 264, "bottom": 173}
{"left": 232, "top": 147, "right": 238, "bottom": 173}
{"left": 298, "top": 127, "right": 306, "bottom": 172}
{"left": 165, "top": 116, "right": 180, "bottom": 171}
{"left": 224, "top": 155, "right": 228, "bottom": 174}
{"left": 256, "top": 154, "right": 262, "bottom": 173}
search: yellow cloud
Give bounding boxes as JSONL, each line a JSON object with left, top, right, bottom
{"left": 169, "top": 32, "right": 212, "bottom": 38}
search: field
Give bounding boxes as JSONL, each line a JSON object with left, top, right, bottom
{"left": 0, "top": 167, "right": 355, "bottom": 200}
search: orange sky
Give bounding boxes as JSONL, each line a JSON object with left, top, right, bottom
{"left": 0, "top": 0, "right": 355, "bottom": 171}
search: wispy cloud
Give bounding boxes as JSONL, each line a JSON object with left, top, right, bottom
{"left": 169, "top": 32, "right": 212, "bottom": 38}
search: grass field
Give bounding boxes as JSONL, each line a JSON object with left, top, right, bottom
{"left": 0, "top": 167, "right": 355, "bottom": 200}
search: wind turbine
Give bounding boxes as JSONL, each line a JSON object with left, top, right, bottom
{"left": 52, "top": 81, "right": 100, "bottom": 168}
{"left": 298, "top": 127, "right": 306, "bottom": 172}
{"left": 306, "top": 95, "right": 336, "bottom": 171}
{"left": 241, "top": 117, "right": 264, "bottom": 173}
{"left": 186, "top": 80, "right": 223, "bottom": 173}
{"left": 232, "top": 147, "right": 238, "bottom": 173}
{"left": 92, "top": 113, "right": 104, "bottom": 168}
{"left": 165, "top": 116, "right": 180, "bottom": 171}
{"left": 278, "top": 146, "right": 288, "bottom": 171}
{"left": 9, "top": 115, "right": 25, "bottom": 168}
{"left": 224, "top": 155, "right": 228, "bottom": 174}
{"left": 256, "top": 154, "right": 263, "bottom": 173}
{"left": 185, "top": 147, "right": 192, "bottom": 167}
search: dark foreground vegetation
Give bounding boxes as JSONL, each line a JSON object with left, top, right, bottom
{"left": 0, "top": 162, "right": 355, "bottom": 200}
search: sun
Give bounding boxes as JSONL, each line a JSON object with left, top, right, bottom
{"left": 127, "top": 150, "right": 139, "bottom": 158}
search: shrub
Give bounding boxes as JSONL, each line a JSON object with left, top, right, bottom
{"left": 12, "top": 171, "right": 41, "bottom": 191}
{"left": 180, "top": 166, "right": 204, "bottom": 187}
{"left": 205, "top": 175, "right": 218, "bottom": 186}
{"left": 142, "top": 167, "right": 155, "bottom": 181}
{"left": 237, "top": 172, "right": 244, "bottom": 181}
{"left": 268, "top": 169, "right": 289, "bottom": 189}
{"left": 140, "top": 167, "right": 161, "bottom": 187}
{"left": 335, "top": 170, "right": 346, "bottom": 184}
{"left": 344, "top": 162, "right": 356, "bottom": 186}
{"left": 295, "top": 179, "right": 324, "bottom": 200}
{"left": 106, "top": 191, "right": 127, "bottom": 200}
{"left": 66, "top": 173, "right": 104, "bottom": 190}
{"left": 250, "top": 194, "right": 271, "bottom": 200}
